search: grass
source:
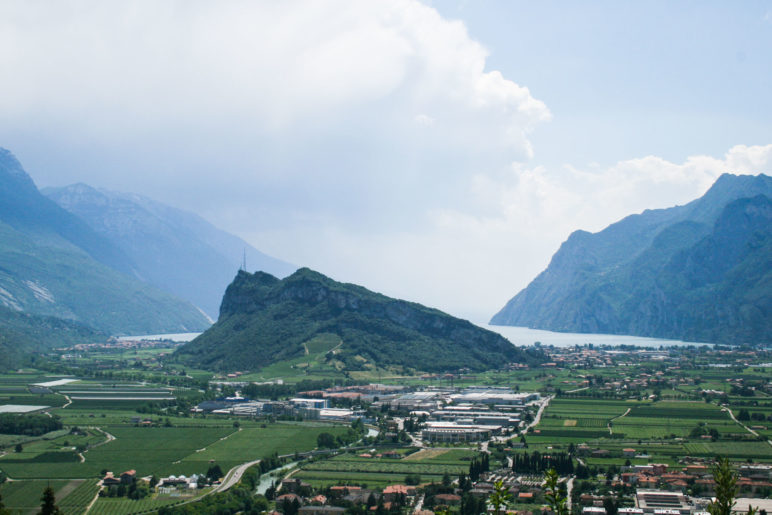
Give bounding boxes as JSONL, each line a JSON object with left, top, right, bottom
{"left": 89, "top": 496, "right": 184, "bottom": 515}
{"left": 0, "top": 426, "right": 235, "bottom": 479}
{"left": 0, "top": 479, "right": 98, "bottom": 515}
{"left": 0, "top": 422, "right": 354, "bottom": 480}
{"left": 168, "top": 423, "right": 352, "bottom": 475}
{"left": 294, "top": 448, "right": 476, "bottom": 488}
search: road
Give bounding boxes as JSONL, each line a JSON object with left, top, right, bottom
{"left": 723, "top": 406, "right": 772, "bottom": 449}
{"left": 525, "top": 395, "right": 552, "bottom": 432}
{"left": 215, "top": 458, "right": 262, "bottom": 493}
{"left": 483, "top": 395, "right": 553, "bottom": 450}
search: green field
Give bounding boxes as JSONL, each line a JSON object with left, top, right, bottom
{"left": 89, "top": 495, "right": 184, "bottom": 515}
{"left": 294, "top": 448, "right": 476, "bottom": 488}
{"left": 0, "top": 422, "right": 352, "bottom": 480}
{"left": 0, "top": 479, "right": 99, "bottom": 515}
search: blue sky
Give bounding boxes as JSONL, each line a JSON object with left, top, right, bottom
{"left": 0, "top": 1, "right": 770, "bottom": 321}
{"left": 434, "top": 0, "right": 772, "bottom": 166}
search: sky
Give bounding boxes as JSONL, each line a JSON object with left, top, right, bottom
{"left": 1, "top": 1, "right": 771, "bottom": 322}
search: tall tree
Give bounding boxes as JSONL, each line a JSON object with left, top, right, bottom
{"left": 707, "top": 457, "right": 737, "bottom": 515}
{"left": 38, "top": 486, "right": 61, "bottom": 515}
{"left": 0, "top": 493, "right": 10, "bottom": 515}
{"left": 544, "top": 468, "right": 568, "bottom": 515}
{"left": 489, "top": 480, "right": 512, "bottom": 515}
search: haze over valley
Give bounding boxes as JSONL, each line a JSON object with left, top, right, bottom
{"left": 0, "top": 3, "right": 771, "bottom": 513}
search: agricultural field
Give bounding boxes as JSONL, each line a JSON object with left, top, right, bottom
{"left": 89, "top": 495, "right": 184, "bottom": 515}
{"left": 294, "top": 447, "right": 476, "bottom": 488}
{"left": 168, "top": 423, "right": 353, "bottom": 476}
{"left": 535, "top": 398, "right": 632, "bottom": 439}
{"left": 0, "top": 479, "right": 99, "bottom": 515}
{"left": 531, "top": 397, "right": 772, "bottom": 465}
{"left": 0, "top": 418, "right": 354, "bottom": 481}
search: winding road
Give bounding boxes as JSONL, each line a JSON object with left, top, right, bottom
{"left": 215, "top": 459, "right": 262, "bottom": 492}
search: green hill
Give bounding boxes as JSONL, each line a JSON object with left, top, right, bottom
{"left": 0, "top": 306, "right": 106, "bottom": 369}
{"left": 177, "top": 268, "right": 538, "bottom": 373}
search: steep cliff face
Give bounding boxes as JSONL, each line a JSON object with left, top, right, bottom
{"left": 178, "top": 268, "right": 538, "bottom": 372}
{"left": 491, "top": 174, "right": 772, "bottom": 345}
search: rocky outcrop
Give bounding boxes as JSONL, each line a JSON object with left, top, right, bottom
{"left": 178, "top": 268, "right": 540, "bottom": 372}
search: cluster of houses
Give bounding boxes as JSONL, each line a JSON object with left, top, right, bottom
{"left": 193, "top": 385, "right": 538, "bottom": 434}
{"left": 102, "top": 469, "right": 137, "bottom": 486}
{"left": 384, "top": 387, "right": 537, "bottom": 443}
{"left": 271, "top": 478, "right": 421, "bottom": 515}
{"left": 618, "top": 462, "right": 772, "bottom": 495}
{"left": 194, "top": 395, "right": 367, "bottom": 422}
{"left": 157, "top": 474, "right": 207, "bottom": 493}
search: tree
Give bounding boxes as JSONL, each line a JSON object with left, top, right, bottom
{"left": 488, "top": 480, "right": 512, "bottom": 515}
{"left": 0, "top": 493, "right": 10, "bottom": 515}
{"left": 38, "top": 486, "right": 62, "bottom": 515}
{"left": 405, "top": 474, "right": 421, "bottom": 486}
{"left": 544, "top": 468, "right": 568, "bottom": 515}
{"left": 14, "top": 444, "right": 22, "bottom": 453}
{"left": 206, "top": 463, "right": 223, "bottom": 481}
{"left": 603, "top": 497, "right": 619, "bottom": 515}
{"left": 317, "top": 432, "right": 336, "bottom": 448}
{"left": 707, "top": 457, "right": 737, "bottom": 515}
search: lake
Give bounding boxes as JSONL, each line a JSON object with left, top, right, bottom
{"left": 121, "top": 326, "right": 712, "bottom": 349}
{"left": 478, "top": 323, "right": 712, "bottom": 348}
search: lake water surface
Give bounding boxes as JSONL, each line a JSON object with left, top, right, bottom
{"left": 478, "top": 323, "right": 712, "bottom": 348}
{"left": 121, "top": 326, "right": 712, "bottom": 349}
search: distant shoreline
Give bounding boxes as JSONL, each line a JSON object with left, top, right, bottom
{"left": 478, "top": 323, "right": 713, "bottom": 348}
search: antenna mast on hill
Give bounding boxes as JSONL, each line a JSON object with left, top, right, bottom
{"left": 241, "top": 248, "right": 247, "bottom": 272}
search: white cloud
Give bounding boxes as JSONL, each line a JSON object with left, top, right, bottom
{"left": 251, "top": 144, "right": 772, "bottom": 322}
{"left": 0, "top": 0, "right": 550, "bottom": 238}
{"left": 0, "top": 1, "right": 547, "bottom": 152}
{"left": 1, "top": 1, "right": 768, "bottom": 324}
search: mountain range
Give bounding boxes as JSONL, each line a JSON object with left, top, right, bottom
{"left": 176, "top": 268, "right": 540, "bottom": 373}
{"left": 44, "top": 183, "right": 296, "bottom": 318}
{"left": 0, "top": 148, "right": 211, "bottom": 335}
{"left": 491, "top": 173, "right": 772, "bottom": 345}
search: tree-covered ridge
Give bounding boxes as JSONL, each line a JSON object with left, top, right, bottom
{"left": 491, "top": 173, "right": 772, "bottom": 345}
{"left": 0, "top": 305, "right": 106, "bottom": 370}
{"left": 177, "top": 268, "right": 538, "bottom": 372}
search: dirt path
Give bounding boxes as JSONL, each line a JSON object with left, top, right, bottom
{"left": 57, "top": 479, "right": 84, "bottom": 501}
{"left": 723, "top": 407, "right": 772, "bottom": 448}
{"left": 403, "top": 448, "right": 448, "bottom": 461}
{"left": 89, "top": 427, "right": 115, "bottom": 449}
{"left": 84, "top": 482, "right": 102, "bottom": 513}
{"left": 608, "top": 407, "right": 631, "bottom": 435}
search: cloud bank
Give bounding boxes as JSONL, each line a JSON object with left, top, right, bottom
{"left": 0, "top": 1, "right": 769, "bottom": 322}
